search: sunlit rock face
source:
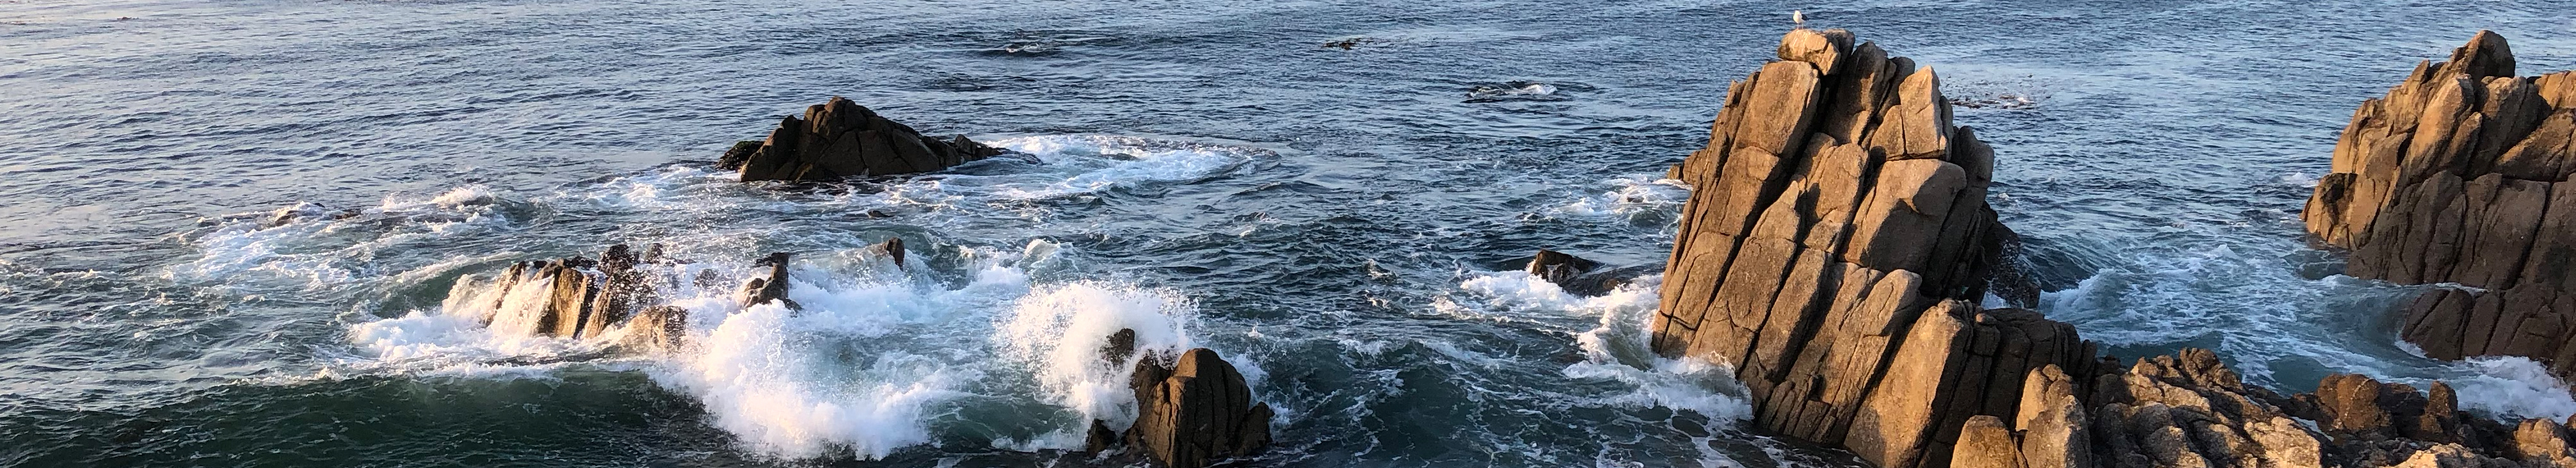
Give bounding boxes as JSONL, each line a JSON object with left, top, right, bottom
{"left": 2302, "top": 31, "right": 2576, "bottom": 380}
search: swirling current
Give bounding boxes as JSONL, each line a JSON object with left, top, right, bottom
{"left": 4, "top": 0, "right": 2576, "bottom": 466}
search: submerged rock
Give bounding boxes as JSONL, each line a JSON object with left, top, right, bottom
{"left": 1526, "top": 248, "right": 1602, "bottom": 284}
{"left": 879, "top": 237, "right": 907, "bottom": 267}
{"left": 739, "top": 252, "right": 795, "bottom": 309}
{"left": 2300, "top": 30, "right": 2576, "bottom": 382}
{"left": 715, "top": 97, "right": 1005, "bottom": 182}
{"left": 1524, "top": 250, "right": 1656, "bottom": 296}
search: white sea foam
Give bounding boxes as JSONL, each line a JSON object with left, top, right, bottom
{"left": 982, "top": 135, "right": 1258, "bottom": 200}
{"left": 1554, "top": 175, "right": 1690, "bottom": 221}
{"left": 665, "top": 301, "right": 973, "bottom": 459}
{"left": 2435, "top": 356, "right": 2576, "bottom": 421}
{"left": 996, "top": 281, "right": 1200, "bottom": 429}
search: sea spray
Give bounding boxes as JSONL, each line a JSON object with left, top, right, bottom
{"left": 995, "top": 282, "right": 1200, "bottom": 430}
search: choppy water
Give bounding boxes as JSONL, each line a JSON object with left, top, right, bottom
{"left": 6, "top": 0, "right": 2576, "bottom": 466}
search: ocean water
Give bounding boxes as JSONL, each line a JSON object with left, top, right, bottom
{"left": 4, "top": 0, "right": 2575, "bottom": 466}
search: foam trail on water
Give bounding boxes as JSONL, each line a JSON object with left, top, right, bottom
{"left": 172, "top": 186, "right": 515, "bottom": 288}
{"left": 648, "top": 252, "right": 1032, "bottom": 459}
{"left": 1451, "top": 271, "right": 1754, "bottom": 420}
{"left": 982, "top": 135, "right": 1259, "bottom": 200}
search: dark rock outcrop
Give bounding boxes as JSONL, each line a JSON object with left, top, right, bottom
{"left": 445, "top": 243, "right": 706, "bottom": 353}
{"left": 1080, "top": 328, "right": 1271, "bottom": 467}
{"left": 1124, "top": 348, "right": 1273, "bottom": 468}
{"left": 739, "top": 252, "right": 795, "bottom": 309}
{"left": 1524, "top": 249, "right": 1649, "bottom": 295}
{"left": 1528, "top": 249, "right": 1603, "bottom": 284}
{"left": 879, "top": 237, "right": 908, "bottom": 267}
{"left": 2300, "top": 30, "right": 2576, "bottom": 381}
{"left": 715, "top": 97, "right": 1005, "bottom": 182}
{"left": 1649, "top": 28, "right": 2084, "bottom": 468}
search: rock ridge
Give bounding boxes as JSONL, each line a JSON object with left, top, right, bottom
{"left": 714, "top": 97, "right": 1005, "bottom": 182}
{"left": 2300, "top": 31, "right": 2576, "bottom": 381}
{"left": 1651, "top": 28, "right": 2072, "bottom": 468}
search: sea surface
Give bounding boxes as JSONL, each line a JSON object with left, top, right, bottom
{"left": 5, "top": 0, "right": 2576, "bottom": 466}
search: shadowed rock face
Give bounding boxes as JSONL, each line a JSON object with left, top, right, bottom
{"left": 1649, "top": 28, "right": 2083, "bottom": 468}
{"left": 715, "top": 97, "right": 1005, "bottom": 182}
{"left": 1527, "top": 248, "right": 1603, "bottom": 285}
{"left": 2301, "top": 31, "right": 2576, "bottom": 382}
{"left": 1080, "top": 330, "right": 1271, "bottom": 468}
{"left": 1124, "top": 348, "right": 1273, "bottom": 468}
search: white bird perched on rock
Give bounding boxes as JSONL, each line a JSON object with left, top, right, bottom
{"left": 1792, "top": 10, "right": 1806, "bottom": 29}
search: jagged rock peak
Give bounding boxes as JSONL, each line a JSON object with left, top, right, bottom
{"left": 2300, "top": 29, "right": 2576, "bottom": 383}
{"left": 715, "top": 97, "right": 1005, "bottom": 182}
{"left": 1649, "top": 28, "right": 2062, "bottom": 468}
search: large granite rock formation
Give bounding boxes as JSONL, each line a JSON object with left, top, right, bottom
{"left": 715, "top": 97, "right": 1005, "bottom": 182}
{"left": 1082, "top": 330, "right": 1272, "bottom": 468}
{"left": 1649, "top": 28, "right": 2087, "bottom": 468}
{"left": 2301, "top": 31, "right": 2576, "bottom": 380}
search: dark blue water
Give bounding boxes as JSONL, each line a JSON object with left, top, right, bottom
{"left": 4, "top": 0, "right": 2575, "bottom": 466}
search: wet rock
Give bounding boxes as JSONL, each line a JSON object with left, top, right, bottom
{"left": 2301, "top": 30, "right": 2576, "bottom": 382}
{"left": 1085, "top": 418, "right": 1121, "bottom": 453}
{"left": 1101, "top": 328, "right": 1138, "bottom": 366}
{"left": 739, "top": 252, "right": 795, "bottom": 309}
{"left": 1526, "top": 248, "right": 1602, "bottom": 284}
{"left": 1124, "top": 348, "right": 1272, "bottom": 468}
{"left": 879, "top": 237, "right": 908, "bottom": 267}
{"left": 621, "top": 305, "right": 689, "bottom": 351}
{"left": 717, "top": 97, "right": 1005, "bottom": 182}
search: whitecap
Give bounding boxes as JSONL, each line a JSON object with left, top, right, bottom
{"left": 2434, "top": 356, "right": 2576, "bottom": 421}
{"left": 995, "top": 281, "right": 1201, "bottom": 430}
{"left": 1553, "top": 175, "right": 1690, "bottom": 220}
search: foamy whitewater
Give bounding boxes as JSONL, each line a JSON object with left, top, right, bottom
{"left": 175, "top": 136, "right": 1766, "bottom": 465}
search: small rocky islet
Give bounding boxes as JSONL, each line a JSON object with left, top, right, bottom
{"left": 419, "top": 28, "right": 2576, "bottom": 468}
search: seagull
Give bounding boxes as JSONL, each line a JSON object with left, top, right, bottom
{"left": 1792, "top": 10, "right": 1806, "bottom": 29}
